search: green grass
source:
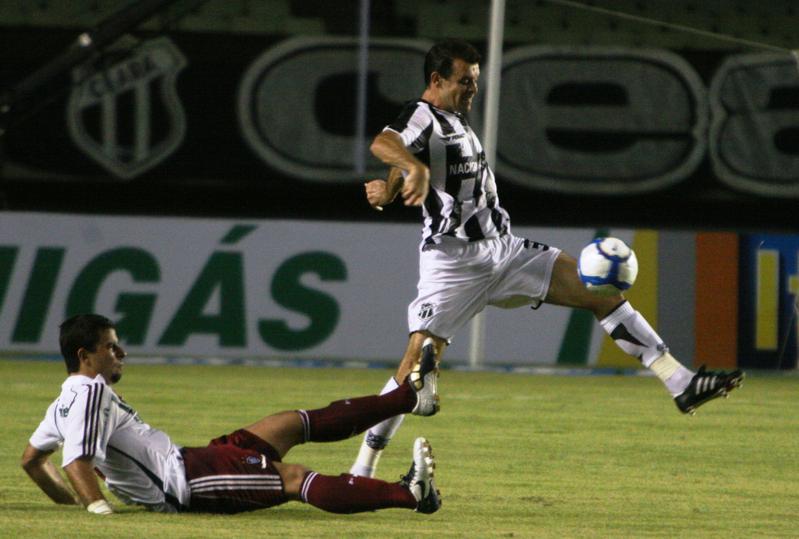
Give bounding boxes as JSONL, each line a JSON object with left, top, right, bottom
{"left": 1, "top": 359, "right": 797, "bottom": 538}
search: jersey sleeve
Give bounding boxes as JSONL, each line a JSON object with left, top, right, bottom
{"left": 59, "top": 381, "right": 111, "bottom": 467}
{"left": 29, "top": 401, "right": 63, "bottom": 453}
{"left": 384, "top": 102, "right": 433, "bottom": 153}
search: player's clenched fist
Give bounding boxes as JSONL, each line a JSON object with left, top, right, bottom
{"left": 364, "top": 179, "right": 392, "bottom": 211}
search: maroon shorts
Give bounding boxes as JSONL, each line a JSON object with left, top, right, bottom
{"left": 181, "top": 429, "right": 287, "bottom": 513}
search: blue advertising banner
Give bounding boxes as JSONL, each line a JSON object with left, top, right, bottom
{"left": 739, "top": 234, "right": 799, "bottom": 369}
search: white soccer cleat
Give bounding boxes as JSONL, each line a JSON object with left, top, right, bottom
{"left": 409, "top": 337, "right": 440, "bottom": 416}
{"left": 400, "top": 437, "right": 441, "bottom": 514}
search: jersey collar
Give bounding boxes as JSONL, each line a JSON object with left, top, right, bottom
{"left": 63, "top": 373, "right": 106, "bottom": 388}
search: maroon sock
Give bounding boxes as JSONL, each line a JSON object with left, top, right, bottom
{"left": 298, "top": 383, "right": 415, "bottom": 442}
{"left": 300, "top": 472, "right": 416, "bottom": 513}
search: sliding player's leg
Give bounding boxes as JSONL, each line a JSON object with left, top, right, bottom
{"left": 291, "top": 437, "right": 441, "bottom": 514}
{"left": 245, "top": 348, "right": 439, "bottom": 460}
{"left": 184, "top": 435, "right": 440, "bottom": 514}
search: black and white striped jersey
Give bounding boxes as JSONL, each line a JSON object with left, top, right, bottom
{"left": 29, "top": 374, "right": 190, "bottom": 511}
{"left": 385, "top": 99, "right": 511, "bottom": 245}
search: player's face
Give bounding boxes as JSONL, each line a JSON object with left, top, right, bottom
{"left": 437, "top": 58, "right": 479, "bottom": 114}
{"left": 85, "top": 328, "right": 126, "bottom": 385}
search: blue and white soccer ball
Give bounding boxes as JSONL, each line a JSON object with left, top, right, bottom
{"left": 577, "top": 237, "right": 639, "bottom": 295}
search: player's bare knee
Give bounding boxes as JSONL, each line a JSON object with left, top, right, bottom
{"left": 277, "top": 463, "right": 310, "bottom": 499}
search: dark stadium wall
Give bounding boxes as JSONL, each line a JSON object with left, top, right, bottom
{"left": 1, "top": 28, "right": 798, "bottom": 230}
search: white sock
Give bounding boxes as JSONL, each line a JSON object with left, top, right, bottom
{"left": 650, "top": 352, "right": 694, "bottom": 396}
{"left": 599, "top": 301, "right": 694, "bottom": 395}
{"left": 349, "top": 376, "right": 405, "bottom": 477}
{"left": 599, "top": 301, "right": 668, "bottom": 367}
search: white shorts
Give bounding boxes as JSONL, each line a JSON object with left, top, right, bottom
{"left": 407, "top": 234, "right": 561, "bottom": 341}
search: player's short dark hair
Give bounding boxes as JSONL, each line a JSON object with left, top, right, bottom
{"left": 59, "top": 314, "right": 115, "bottom": 373}
{"left": 424, "top": 39, "right": 481, "bottom": 85}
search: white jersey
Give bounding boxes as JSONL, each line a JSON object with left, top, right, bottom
{"left": 29, "top": 374, "right": 190, "bottom": 512}
{"left": 386, "top": 99, "right": 511, "bottom": 246}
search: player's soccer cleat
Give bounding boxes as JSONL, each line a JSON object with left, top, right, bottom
{"left": 673, "top": 365, "right": 745, "bottom": 415}
{"left": 400, "top": 437, "right": 441, "bottom": 514}
{"left": 408, "top": 337, "right": 440, "bottom": 416}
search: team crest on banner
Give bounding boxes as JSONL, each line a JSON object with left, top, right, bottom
{"left": 67, "top": 37, "right": 188, "bottom": 179}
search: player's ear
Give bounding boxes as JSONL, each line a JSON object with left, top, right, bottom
{"left": 76, "top": 347, "right": 91, "bottom": 364}
{"left": 430, "top": 71, "right": 442, "bottom": 87}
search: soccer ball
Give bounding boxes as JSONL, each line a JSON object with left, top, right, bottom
{"left": 577, "top": 237, "right": 638, "bottom": 295}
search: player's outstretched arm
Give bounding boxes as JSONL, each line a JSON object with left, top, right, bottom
{"left": 20, "top": 444, "right": 80, "bottom": 505}
{"left": 369, "top": 131, "right": 429, "bottom": 207}
{"left": 64, "top": 457, "right": 114, "bottom": 514}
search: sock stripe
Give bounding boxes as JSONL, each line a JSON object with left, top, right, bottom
{"left": 300, "top": 471, "right": 318, "bottom": 503}
{"left": 297, "top": 409, "right": 310, "bottom": 442}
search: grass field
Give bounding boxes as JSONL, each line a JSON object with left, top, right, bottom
{"left": 1, "top": 359, "right": 796, "bottom": 538}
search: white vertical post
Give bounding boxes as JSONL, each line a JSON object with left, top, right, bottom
{"left": 469, "top": 0, "right": 505, "bottom": 369}
{"left": 354, "top": 0, "right": 371, "bottom": 175}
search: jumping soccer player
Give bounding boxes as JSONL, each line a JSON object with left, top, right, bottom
{"left": 352, "top": 39, "right": 744, "bottom": 478}
{"left": 22, "top": 314, "right": 441, "bottom": 515}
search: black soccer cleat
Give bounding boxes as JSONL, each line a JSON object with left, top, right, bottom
{"left": 673, "top": 365, "right": 745, "bottom": 415}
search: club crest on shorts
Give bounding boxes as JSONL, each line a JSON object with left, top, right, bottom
{"left": 245, "top": 455, "right": 262, "bottom": 466}
{"left": 67, "top": 37, "right": 188, "bottom": 179}
{"left": 418, "top": 302, "right": 435, "bottom": 320}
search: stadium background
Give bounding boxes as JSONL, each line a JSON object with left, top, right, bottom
{"left": 1, "top": 0, "right": 798, "bottom": 371}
